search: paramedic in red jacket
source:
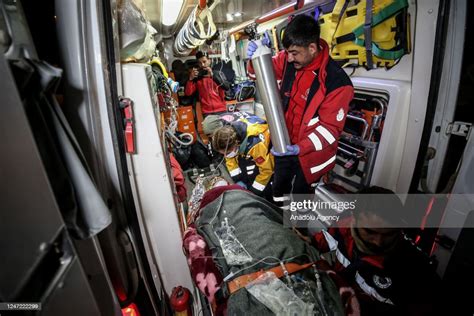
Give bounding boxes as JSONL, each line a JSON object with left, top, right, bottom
{"left": 247, "top": 15, "right": 354, "bottom": 200}
{"left": 313, "top": 186, "right": 442, "bottom": 316}
{"left": 185, "top": 51, "right": 230, "bottom": 116}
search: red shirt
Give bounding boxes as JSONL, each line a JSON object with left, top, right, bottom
{"left": 185, "top": 77, "right": 227, "bottom": 114}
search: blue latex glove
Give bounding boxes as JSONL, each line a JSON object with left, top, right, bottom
{"left": 236, "top": 181, "right": 248, "bottom": 189}
{"left": 247, "top": 41, "right": 258, "bottom": 59}
{"left": 271, "top": 144, "right": 300, "bottom": 156}
{"left": 247, "top": 35, "right": 271, "bottom": 59}
{"left": 262, "top": 31, "right": 271, "bottom": 47}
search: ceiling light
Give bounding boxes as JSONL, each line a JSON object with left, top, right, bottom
{"left": 162, "top": 0, "right": 184, "bottom": 26}
{"left": 233, "top": 12, "right": 242, "bottom": 17}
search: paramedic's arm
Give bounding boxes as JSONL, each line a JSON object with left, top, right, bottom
{"left": 248, "top": 142, "right": 274, "bottom": 195}
{"left": 247, "top": 50, "right": 286, "bottom": 81}
{"left": 312, "top": 228, "right": 338, "bottom": 253}
{"left": 185, "top": 68, "right": 198, "bottom": 96}
{"left": 225, "top": 157, "right": 244, "bottom": 183}
{"left": 296, "top": 85, "right": 354, "bottom": 179}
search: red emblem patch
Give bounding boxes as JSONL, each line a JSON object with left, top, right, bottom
{"left": 254, "top": 156, "right": 265, "bottom": 164}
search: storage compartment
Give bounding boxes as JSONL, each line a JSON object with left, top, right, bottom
{"left": 328, "top": 92, "right": 388, "bottom": 191}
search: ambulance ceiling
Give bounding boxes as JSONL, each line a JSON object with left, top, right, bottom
{"left": 142, "top": 0, "right": 293, "bottom": 38}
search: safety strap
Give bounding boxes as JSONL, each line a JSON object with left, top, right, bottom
{"left": 330, "top": 0, "right": 351, "bottom": 50}
{"left": 363, "top": 41, "right": 405, "bottom": 60}
{"left": 352, "top": 0, "right": 408, "bottom": 38}
{"left": 227, "top": 262, "right": 315, "bottom": 294}
{"left": 335, "top": 0, "right": 409, "bottom": 60}
{"left": 330, "top": 0, "right": 350, "bottom": 23}
{"left": 364, "top": 0, "right": 374, "bottom": 69}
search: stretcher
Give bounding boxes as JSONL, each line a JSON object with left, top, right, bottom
{"left": 183, "top": 185, "right": 354, "bottom": 315}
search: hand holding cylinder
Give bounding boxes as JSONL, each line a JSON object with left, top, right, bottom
{"left": 251, "top": 40, "right": 291, "bottom": 153}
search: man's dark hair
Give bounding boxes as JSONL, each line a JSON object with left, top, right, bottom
{"left": 355, "top": 186, "right": 404, "bottom": 227}
{"left": 195, "top": 51, "right": 208, "bottom": 60}
{"left": 282, "top": 14, "right": 321, "bottom": 49}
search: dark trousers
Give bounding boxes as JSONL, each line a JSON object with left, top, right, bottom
{"left": 272, "top": 156, "right": 312, "bottom": 204}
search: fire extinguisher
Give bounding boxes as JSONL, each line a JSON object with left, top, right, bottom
{"left": 170, "top": 286, "right": 192, "bottom": 316}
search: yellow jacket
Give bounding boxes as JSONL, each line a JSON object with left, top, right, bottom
{"left": 225, "top": 114, "right": 274, "bottom": 194}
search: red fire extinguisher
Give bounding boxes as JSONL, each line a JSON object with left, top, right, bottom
{"left": 170, "top": 286, "right": 192, "bottom": 316}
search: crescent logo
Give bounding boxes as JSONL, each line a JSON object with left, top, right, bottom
{"left": 373, "top": 275, "right": 392, "bottom": 289}
{"left": 336, "top": 108, "right": 344, "bottom": 122}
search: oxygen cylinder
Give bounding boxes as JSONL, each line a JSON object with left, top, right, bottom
{"left": 170, "top": 286, "right": 192, "bottom": 316}
{"left": 251, "top": 40, "right": 290, "bottom": 153}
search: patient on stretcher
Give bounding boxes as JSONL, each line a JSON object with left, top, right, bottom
{"left": 183, "top": 179, "right": 357, "bottom": 316}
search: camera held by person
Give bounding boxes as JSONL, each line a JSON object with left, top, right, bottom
{"left": 185, "top": 51, "right": 231, "bottom": 116}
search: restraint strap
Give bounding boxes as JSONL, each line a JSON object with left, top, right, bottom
{"left": 364, "top": 0, "right": 374, "bottom": 69}
{"left": 227, "top": 262, "right": 315, "bottom": 294}
{"left": 335, "top": 0, "right": 409, "bottom": 60}
{"left": 352, "top": 0, "right": 409, "bottom": 38}
{"left": 330, "top": 0, "right": 351, "bottom": 49}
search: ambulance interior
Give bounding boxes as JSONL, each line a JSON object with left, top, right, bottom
{"left": 1, "top": 0, "right": 474, "bottom": 315}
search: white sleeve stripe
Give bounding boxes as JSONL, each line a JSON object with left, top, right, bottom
{"left": 308, "top": 133, "right": 323, "bottom": 151}
{"left": 246, "top": 165, "right": 256, "bottom": 170}
{"left": 229, "top": 168, "right": 242, "bottom": 176}
{"left": 322, "top": 230, "right": 338, "bottom": 250}
{"left": 355, "top": 273, "right": 394, "bottom": 305}
{"left": 322, "top": 231, "right": 351, "bottom": 267}
{"left": 310, "top": 155, "right": 336, "bottom": 174}
{"left": 273, "top": 196, "right": 290, "bottom": 202}
{"left": 323, "top": 231, "right": 394, "bottom": 305}
{"left": 252, "top": 181, "right": 266, "bottom": 191}
{"left": 316, "top": 125, "right": 336, "bottom": 144}
{"left": 308, "top": 117, "right": 320, "bottom": 126}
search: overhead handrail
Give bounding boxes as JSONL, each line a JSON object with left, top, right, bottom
{"left": 173, "top": 1, "right": 220, "bottom": 56}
